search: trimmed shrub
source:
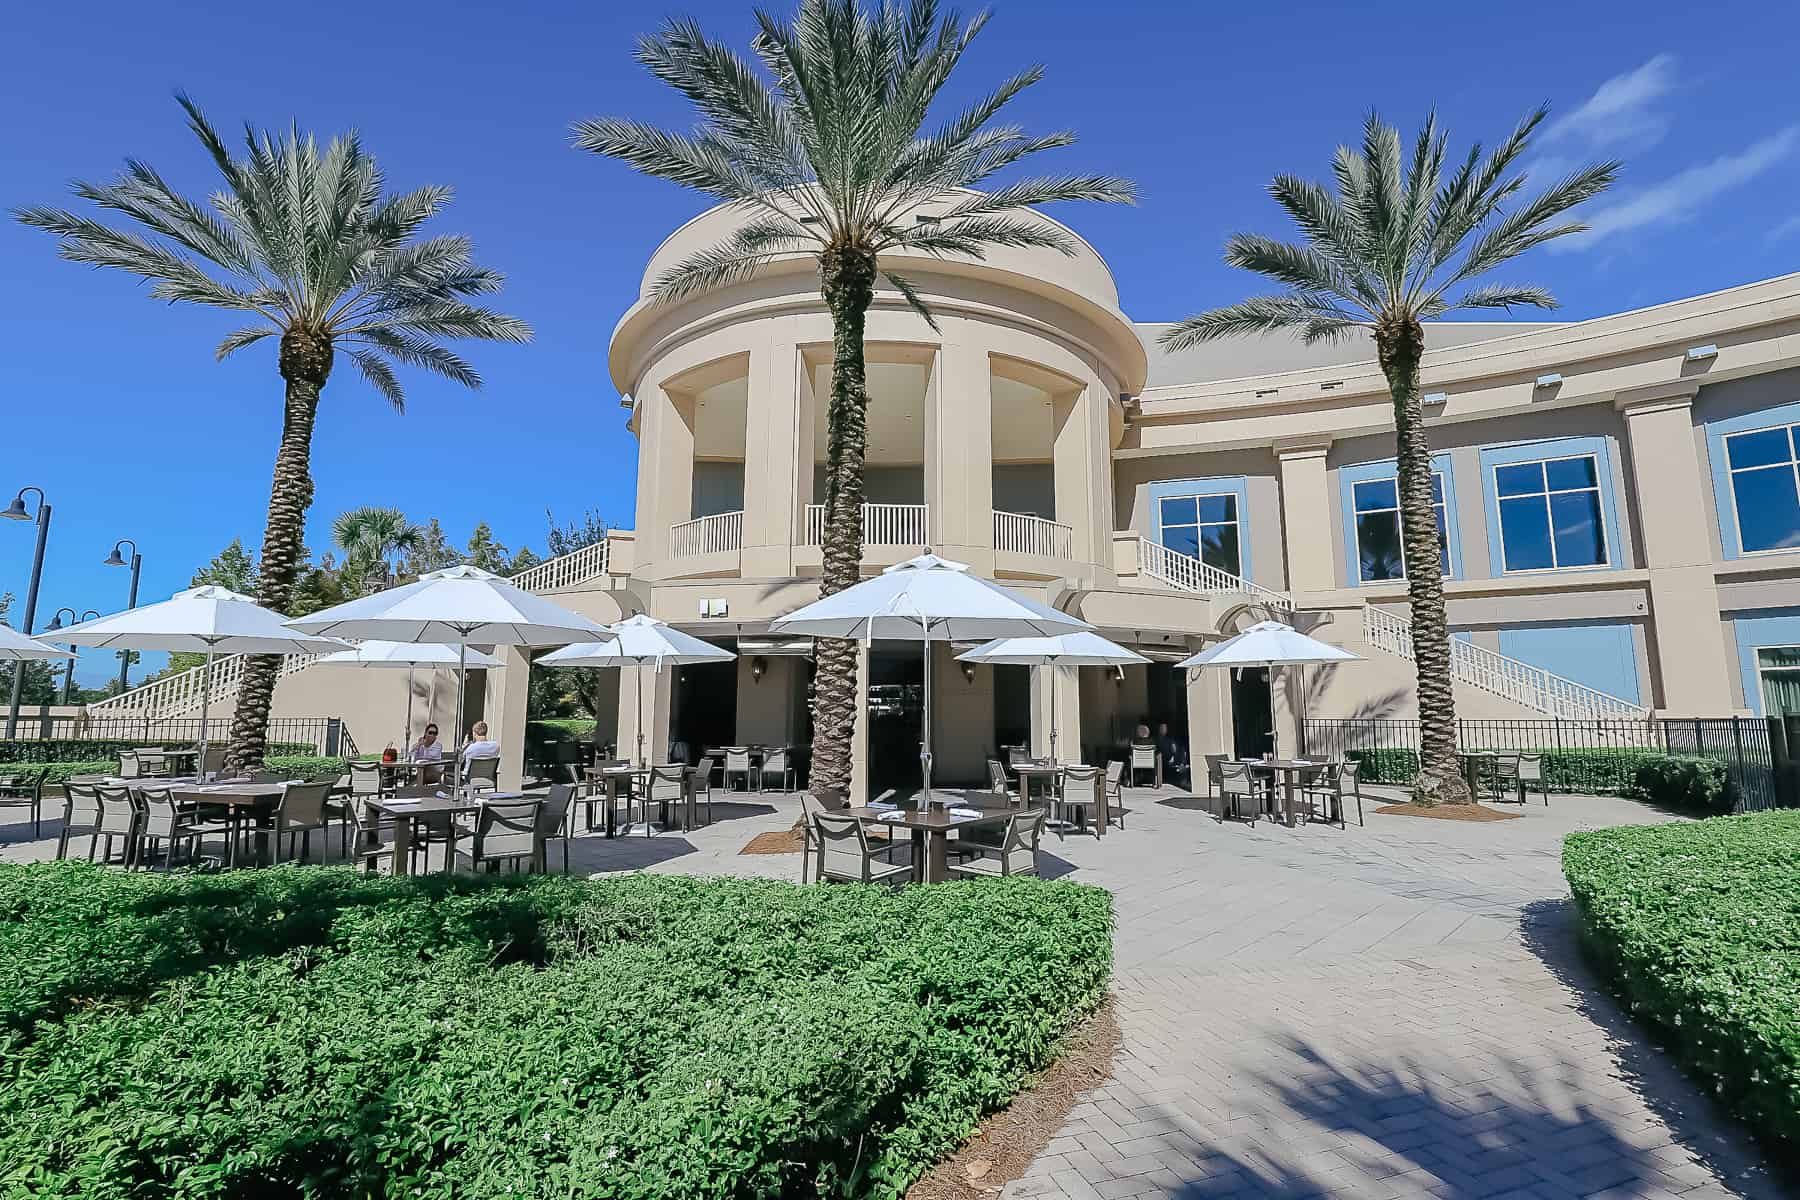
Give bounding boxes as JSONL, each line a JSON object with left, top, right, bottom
{"left": 0, "top": 738, "right": 312, "bottom": 765}
{"left": 1623, "top": 754, "right": 1738, "bottom": 815}
{"left": 1345, "top": 745, "right": 1666, "bottom": 796}
{"left": 1346, "top": 747, "right": 1419, "bottom": 784}
{"left": 1564, "top": 813, "right": 1800, "bottom": 1154}
{"left": 17, "top": 756, "right": 347, "bottom": 790}
{"left": 0, "top": 866, "right": 1112, "bottom": 1197}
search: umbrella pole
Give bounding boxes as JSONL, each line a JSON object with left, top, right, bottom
{"left": 635, "top": 660, "right": 646, "bottom": 769}
{"left": 455, "top": 639, "right": 468, "bottom": 792}
{"left": 1269, "top": 666, "right": 1279, "bottom": 760}
{"left": 403, "top": 666, "right": 415, "bottom": 753}
{"left": 1049, "top": 658, "right": 1059, "bottom": 764}
{"left": 919, "top": 620, "right": 933, "bottom": 807}
{"left": 196, "top": 645, "right": 215, "bottom": 781}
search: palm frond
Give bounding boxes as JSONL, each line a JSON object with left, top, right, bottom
{"left": 1223, "top": 234, "right": 1365, "bottom": 306}
{"left": 346, "top": 347, "right": 407, "bottom": 412}
{"left": 1444, "top": 284, "right": 1557, "bottom": 312}
{"left": 879, "top": 268, "right": 938, "bottom": 331}
{"left": 215, "top": 324, "right": 279, "bottom": 360}
{"left": 353, "top": 327, "right": 481, "bottom": 389}
{"left": 1159, "top": 294, "right": 1361, "bottom": 351}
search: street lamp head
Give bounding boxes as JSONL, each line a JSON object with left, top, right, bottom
{"left": 1, "top": 497, "right": 30, "bottom": 522}
{"left": 103, "top": 547, "right": 126, "bottom": 567}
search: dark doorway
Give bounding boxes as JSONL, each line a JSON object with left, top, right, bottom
{"left": 868, "top": 647, "right": 923, "bottom": 795}
{"left": 1231, "top": 666, "right": 1272, "bottom": 759}
{"left": 671, "top": 650, "right": 736, "bottom": 764}
{"left": 1146, "top": 663, "right": 1191, "bottom": 781}
{"left": 992, "top": 663, "right": 1031, "bottom": 758}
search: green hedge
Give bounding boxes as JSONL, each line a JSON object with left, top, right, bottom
{"left": 7, "top": 756, "right": 349, "bottom": 789}
{"left": 0, "top": 739, "right": 313, "bottom": 765}
{"left": 0, "top": 866, "right": 1112, "bottom": 1197}
{"left": 1564, "top": 813, "right": 1800, "bottom": 1154}
{"left": 1623, "top": 754, "right": 1739, "bottom": 815}
{"left": 1344, "top": 746, "right": 1663, "bottom": 795}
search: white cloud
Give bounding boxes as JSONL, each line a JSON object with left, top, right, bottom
{"left": 1768, "top": 214, "right": 1800, "bottom": 243}
{"left": 1542, "top": 54, "right": 1678, "bottom": 152}
{"left": 1552, "top": 126, "right": 1800, "bottom": 252}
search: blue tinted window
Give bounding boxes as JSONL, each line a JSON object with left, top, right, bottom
{"left": 1352, "top": 471, "right": 1450, "bottom": 582}
{"left": 1195, "top": 494, "right": 1236, "bottom": 524}
{"left": 1725, "top": 425, "right": 1800, "bottom": 554}
{"left": 1159, "top": 496, "right": 1196, "bottom": 527}
{"left": 1495, "top": 453, "right": 1607, "bottom": 570}
{"left": 1158, "top": 490, "right": 1241, "bottom": 576}
{"left": 1353, "top": 479, "right": 1397, "bottom": 511}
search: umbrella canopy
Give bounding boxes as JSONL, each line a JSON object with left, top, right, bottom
{"left": 285, "top": 565, "right": 610, "bottom": 646}
{"left": 316, "top": 641, "right": 503, "bottom": 669}
{"left": 0, "top": 623, "right": 75, "bottom": 662}
{"left": 772, "top": 553, "right": 1091, "bottom": 801}
{"left": 1174, "top": 621, "right": 1361, "bottom": 669}
{"left": 539, "top": 615, "right": 735, "bottom": 668}
{"left": 959, "top": 632, "right": 1148, "bottom": 763}
{"left": 540, "top": 616, "right": 733, "bottom": 777}
{"left": 34, "top": 586, "right": 346, "bottom": 779}
{"left": 768, "top": 553, "right": 1090, "bottom": 642}
{"left": 38, "top": 586, "right": 346, "bottom": 656}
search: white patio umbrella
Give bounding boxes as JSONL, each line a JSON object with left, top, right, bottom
{"left": 286, "top": 565, "right": 611, "bottom": 761}
{"left": 0, "top": 622, "right": 76, "bottom": 662}
{"left": 1175, "top": 621, "right": 1361, "bottom": 759}
{"left": 316, "top": 641, "right": 502, "bottom": 752}
{"left": 958, "top": 632, "right": 1149, "bottom": 763}
{"left": 770, "top": 553, "right": 1091, "bottom": 801}
{"left": 539, "top": 615, "right": 734, "bottom": 768}
{"left": 35, "top": 586, "right": 347, "bottom": 777}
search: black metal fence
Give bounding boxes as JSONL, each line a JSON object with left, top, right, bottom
{"left": 1301, "top": 716, "right": 1796, "bottom": 812}
{"left": 0, "top": 716, "right": 348, "bottom": 757}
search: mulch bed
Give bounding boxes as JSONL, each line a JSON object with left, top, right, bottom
{"left": 1374, "top": 802, "right": 1522, "bottom": 822}
{"left": 739, "top": 828, "right": 806, "bottom": 854}
{"left": 907, "top": 999, "right": 1121, "bottom": 1199}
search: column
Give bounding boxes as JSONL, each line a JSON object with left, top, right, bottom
{"left": 632, "top": 381, "right": 696, "bottom": 577}
{"left": 849, "top": 642, "right": 871, "bottom": 804}
{"left": 740, "top": 337, "right": 804, "bottom": 577}
{"left": 486, "top": 647, "right": 532, "bottom": 791}
{"left": 1615, "top": 383, "right": 1735, "bottom": 715}
{"left": 1054, "top": 376, "right": 1114, "bottom": 569}
{"left": 616, "top": 662, "right": 674, "bottom": 765}
{"left": 927, "top": 338, "right": 994, "bottom": 568}
{"left": 1186, "top": 659, "right": 1232, "bottom": 761}
{"left": 1029, "top": 663, "right": 1084, "bottom": 763}
{"left": 1274, "top": 436, "right": 1335, "bottom": 595}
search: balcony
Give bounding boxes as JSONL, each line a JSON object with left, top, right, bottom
{"left": 670, "top": 510, "right": 744, "bottom": 559}
{"left": 803, "top": 502, "right": 929, "bottom": 548}
{"left": 993, "top": 510, "right": 1072, "bottom": 560}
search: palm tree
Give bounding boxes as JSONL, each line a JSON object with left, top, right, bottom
{"left": 17, "top": 95, "right": 531, "bottom": 769}
{"left": 1160, "top": 110, "right": 1615, "bottom": 804}
{"left": 332, "top": 506, "right": 425, "bottom": 591}
{"left": 575, "top": 0, "right": 1132, "bottom": 794}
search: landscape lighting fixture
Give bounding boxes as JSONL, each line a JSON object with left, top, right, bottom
{"left": 1686, "top": 344, "right": 1718, "bottom": 361}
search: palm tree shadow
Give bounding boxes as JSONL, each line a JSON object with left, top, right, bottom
{"left": 1153, "top": 1029, "right": 1784, "bottom": 1198}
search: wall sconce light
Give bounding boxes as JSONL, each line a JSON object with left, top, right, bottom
{"left": 1685, "top": 344, "right": 1718, "bottom": 361}
{"left": 1114, "top": 665, "right": 1125, "bottom": 686}
{"left": 960, "top": 661, "right": 976, "bottom": 684}
{"left": 1534, "top": 373, "right": 1563, "bottom": 389}
{"left": 618, "top": 393, "right": 635, "bottom": 410}
{"left": 751, "top": 656, "right": 767, "bottom": 683}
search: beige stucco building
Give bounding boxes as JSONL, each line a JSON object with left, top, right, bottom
{"left": 95, "top": 202, "right": 1800, "bottom": 796}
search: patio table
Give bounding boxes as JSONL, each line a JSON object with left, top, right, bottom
{"left": 1012, "top": 762, "right": 1062, "bottom": 810}
{"left": 1238, "top": 759, "right": 1329, "bottom": 828}
{"left": 843, "top": 798, "right": 1018, "bottom": 884}
{"left": 1458, "top": 750, "right": 1504, "bottom": 795}
{"left": 169, "top": 780, "right": 290, "bottom": 865}
{"left": 370, "top": 791, "right": 529, "bottom": 875}
{"left": 583, "top": 765, "right": 698, "bottom": 836}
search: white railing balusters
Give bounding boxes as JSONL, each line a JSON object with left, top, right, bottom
{"left": 1133, "top": 535, "right": 1295, "bottom": 612}
{"left": 801, "top": 503, "right": 929, "bottom": 547}
{"left": 509, "top": 539, "right": 610, "bottom": 593}
{"left": 1361, "top": 603, "right": 1649, "bottom": 720}
{"left": 993, "top": 511, "right": 1074, "bottom": 559}
{"left": 669, "top": 510, "right": 745, "bottom": 559}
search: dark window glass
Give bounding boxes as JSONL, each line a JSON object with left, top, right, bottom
{"left": 1353, "top": 478, "right": 1397, "bottom": 510}
{"left": 1159, "top": 496, "right": 1196, "bottom": 527}
{"left": 1548, "top": 490, "right": 1607, "bottom": 565}
{"left": 1200, "top": 523, "right": 1240, "bottom": 575}
{"left": 1499, "top": 495, "right": 1555, "bottom": 570}
{"left": 1544, "top": 456, "right": 1600, "bottom": 491}
{"left": 1726, "top": 427, "right": 1792, "bottom": 470}
{"left": 1495, "top": 462, "right": 1544, "bottom": 498}
{"left": 1732, "top": 465, "right": 1800, "bottom": 552}
{"left": 1162, "top": 524, "right": 1201, "bottom": 559}
{"left": 1355, "top": 511, "right": 1405, "bottom": 581}
{"left": 1196, "top": 494, "right": 1236, "bottom": 524}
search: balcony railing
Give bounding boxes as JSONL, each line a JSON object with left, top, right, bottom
{"left": 993, "top": 511, "right": 1073, "bottom": 559}
{"left": 802, "top": 502, "right": 929, "bottom": 547}
{"left": 670, "top": 510, "right": 744, "bottom": 559}
{"left": 508, "top": 538, "right": 610, "bottom": 592}
{"left": 1133, "top": 536, "right": 1295, "bottom": 612}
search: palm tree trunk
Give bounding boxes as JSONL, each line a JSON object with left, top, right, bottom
{"left": 1375, "top": 315, "right": 1471, "bottom": 805}
{"left": 807, "top": 244, "right": 878, "bottom": 797}
{"left": 225, "top": 331, "right": 331, "bottom": 771}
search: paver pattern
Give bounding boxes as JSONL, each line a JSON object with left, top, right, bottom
{"left": 2, "top": 781, "right": 1787, "bottom": 1198}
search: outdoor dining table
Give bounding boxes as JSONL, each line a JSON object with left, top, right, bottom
{"left": 583, "top": 764, "right": 699, "bottom": 836}
{"left": 168, "top": 780, "right": 290, "bottom": 866}
{"left": 1011, "top": 762, "right": 1063, "bottom": 809}
{"left": 844, "top": 798, "right": 1018, "bottom": 884}
{"left": 370, "top": 790, "right": 529, "bottom": 875}
{"left": 1458, "top": 750, "right": 1504, "bottom": 794}
{"left": 134, "top": 749, "right": 199, "bottom": 777}
{"left": 1238, "top": 758, "right": 1329, "bottom": 828}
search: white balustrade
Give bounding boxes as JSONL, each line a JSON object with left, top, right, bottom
{"left": 801, "top": 502, "right": 929, "bottom": 547}
{"left": 509, "top": 538, "right": 610, "bottom": 593}
{"left": 993, "top": 511, "right": 1074, "bottom": 559}
{"left": 1133, "top": 536, "right": 1295, "bottom": 612}
{"left": 1361, "top": 603, "right": 1649, "bottom": 720}
{"left": 669, "top": 510, "right": 745, "bottom": 559}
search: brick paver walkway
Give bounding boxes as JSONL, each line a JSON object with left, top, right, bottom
{"left": 2, "top": 783, "right": 1786, "bottom": 1197}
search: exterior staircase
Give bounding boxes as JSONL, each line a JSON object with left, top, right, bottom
{"left": 84, "top": 540, "right": 614, "bottom": 727}
{"left": 1129, "top": 535, "right": 1649, "bottom": 721}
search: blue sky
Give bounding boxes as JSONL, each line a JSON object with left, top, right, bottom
{"left": 3, "top": 0, "right": 1797, "bottom": 683}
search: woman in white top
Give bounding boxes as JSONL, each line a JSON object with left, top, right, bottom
{"left": 411, "top": 724, "right": 444, "bottom": 762}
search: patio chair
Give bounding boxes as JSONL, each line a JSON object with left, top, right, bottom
{"left": 455, "top": 799, "right": 543, "bottom": 874}
{"left": 273, "top": 780, "right": 334, "bottom": 864}
{"left": 1006, "top": 745, "right": 1030, "bottom": 769}
{"left": 464, "top": 756, "right": 501, "bottom": 794}
{"left": 948, "top": 810, "right": 1045, "bottom": 879}
{"left": 1517, "top": 753, "right": 1549, "bottom": 805}
{"left": 1486, "top": 753, "right": 1522, "bottom": 803}
{"left": 1217, "top": 762, "right": 1262, "bottom": 824}
{"left": 640, "top": 765, "right": 687, "bottom": 835}
{"left": 117, "top": 750, "right": 142, "bottom": 780}
{"left": 1202, "top": 754, "right": 1228, "bottom": 799}
{"left": 1102, "top": 760, "right": 1125, "bottom": 829}
{"left": 92, "top": 784, "right": 142, "bottom": 866}
{"left": 1128, "top": 742, "right": 1158, "bottom": 788}
{"left": 987, "top": 759, "right": 1019, "bottom": 804}
{"left": 722, "top": 748, "right": 753, "bottom": 792}
{"left": 1300, "top": 759, "right": 1363, "bottom": 827}
{"left": 799, "top": 791, "right": 827, "bottom": 883}
{"left": 1060, "top": 765, "right": 1103, "bottom": 838}
{"left": 200, "top": 745, "right": 229, "bottom": 780}
{"left": 57, "top": 782, "right": 102, "bottom": 860}
{"left": 584, "top": 759, "right": 630, "bottom": 832}
{"left": 759, "top": 748, "right": 793, "bottom": 793}
{"left": 133, "top": 784, "right": 223, "bottom": 869}
{"left": 343, "top": 797, "right": 396, "bottom": 874}
{"left": 539, "top": 783, "right": 576, "bottom": 873}
{"left": 0, "top": 768, "right": 48, "bottom": 838}
{"left": 812, "top": 812, "right": 912, "bottom": 885}
{"left": 348, "top": 760, "right": 388, "bottom": 805}
{"left": 692, "top": 755, "right": 717, "bottom": 824}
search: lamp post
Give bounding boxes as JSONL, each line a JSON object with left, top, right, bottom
{"left": 104, "top": 540, "right": 143, "bottom": 693}
{"left": 3, "top": 486, "right": 51, "bottom": 739}
{"left": 45, "top": 608, "right": 101, "bottom": 706}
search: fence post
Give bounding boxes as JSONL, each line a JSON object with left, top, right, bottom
{"left": 1553, "top": 719, "right": 1566, "bottom": 792}
{"left": 1730, "top": 716, "right": 1747, "bottom": 814}
{"left": 325, "top": 718, "right": 342, "bottom": 759}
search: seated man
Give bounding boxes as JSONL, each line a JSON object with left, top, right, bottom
{"left": 462, "top": 721, "right": 501, "bottom": 762}
{"left": 1155, "top": 721, "right": 1188, "bottom": 781}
